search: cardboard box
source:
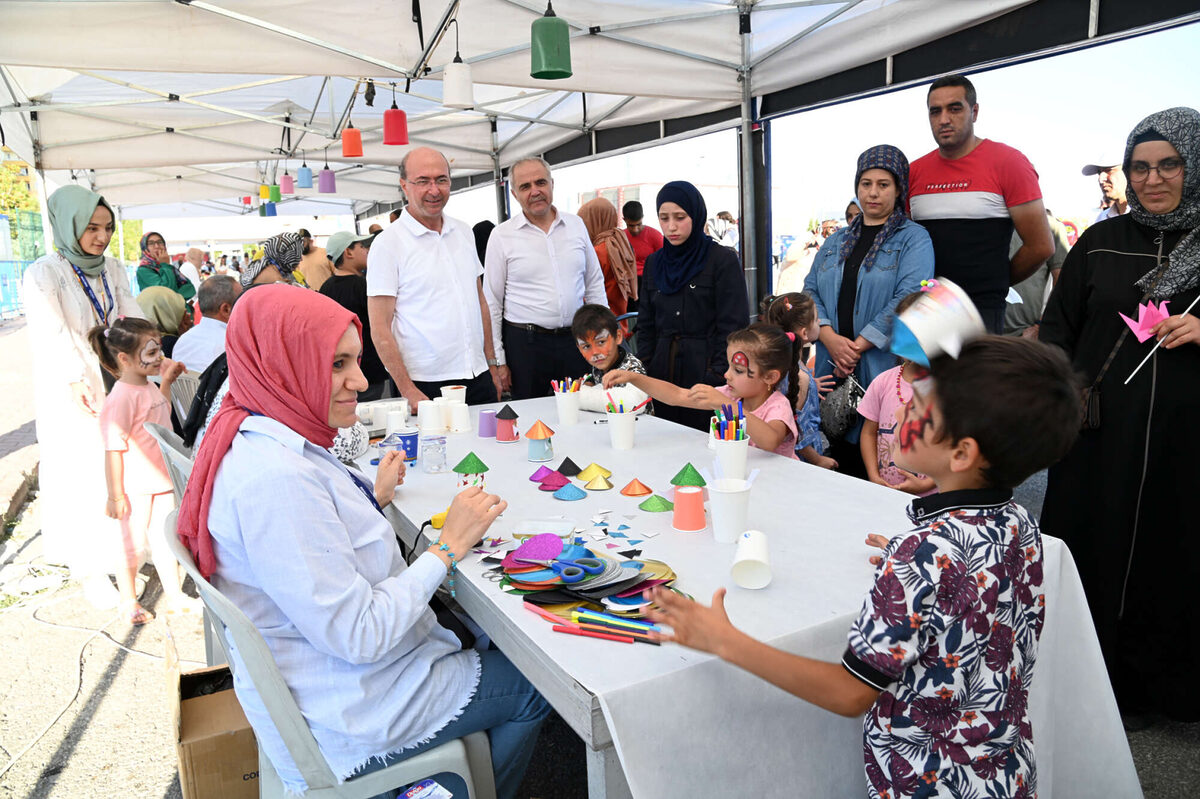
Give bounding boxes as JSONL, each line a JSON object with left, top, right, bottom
{"left": 168, "top": 632, "right": 259, "bottom": 799}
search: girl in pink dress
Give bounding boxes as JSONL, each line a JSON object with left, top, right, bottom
{"left": 89, "top": 317, "right": 192, "bottom": 624}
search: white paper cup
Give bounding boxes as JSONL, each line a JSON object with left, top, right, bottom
{"left": 731, "top": 529, "right": 771, "bottom": 589}
{"left": 448, "top": 401, "right": 471, "bottom": 433}
{"left": 607, "top": 411, "right": 636, "bottom": 450}
{"left": 370, "top": 402, "right": 390, "bottom": 430}
{"left": 355, "top": 403, "right": 372, "bottom": 425}
{"left": 554, "top": 391, "right": 581, "bottom": 426}
{"left": 385, "top": 410, "right": 407, "bottom": 437}
{"left": 387, "top": 399, "right": 409, "bottom": 425}
{"left": 713, "top": 436, "right": 749, "bottom": 480}
{"left": 440, "top": 384, "right": 467, "bottom": 404}
{"left": 432, "top": 396, "right": 452, "bottom": 428}
{"left": 708, "top": 478, "right": 751, "bottom": 544}
{"left": 416, "top": 400, "right": 445, "bottom": 432}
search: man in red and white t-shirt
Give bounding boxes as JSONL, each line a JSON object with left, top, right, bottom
{"left": 908, "top": 74, "right": 1054, "bottom": 333}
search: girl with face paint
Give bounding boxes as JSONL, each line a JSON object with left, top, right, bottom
{"left": 88, "top": 317, "right": 193, "bottom": 624}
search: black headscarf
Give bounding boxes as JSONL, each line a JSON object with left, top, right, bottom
{"left": 473, "top": 220, "right": 495, "bottom": 266}
{"left": 1125, "top": 107, "right": 1200, "bottom": 299}
{"left": 653, "top": 181, "right": 713, "bottom": 295}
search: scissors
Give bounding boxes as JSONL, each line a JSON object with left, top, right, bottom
{"left": 518, "top": 557, "right": 604, "bottom": 584}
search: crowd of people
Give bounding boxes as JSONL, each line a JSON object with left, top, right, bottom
{"left": 20, "top": 71, "right": 1199, "bottom": 798}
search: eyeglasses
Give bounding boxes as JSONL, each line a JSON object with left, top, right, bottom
{"left": 1128, "top": 158, "right": 1184, "bottom": 183}
{"left": 406, "top": 176, "right": 451, "bottom": 188}
{"left": 146, "top": 239, "right": 166, "bottom": 247}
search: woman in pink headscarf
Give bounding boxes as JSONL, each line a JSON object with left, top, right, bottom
{"left": 178, "top": 283, "right": 547, "bottom": 798}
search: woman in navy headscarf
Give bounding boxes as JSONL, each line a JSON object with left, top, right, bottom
{"left": 637, "top": 181, "right": 749, "bottom": 430}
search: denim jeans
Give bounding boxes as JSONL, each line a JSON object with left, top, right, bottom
{"left": 352, "top": 649, "right": 550, "bottom": 799}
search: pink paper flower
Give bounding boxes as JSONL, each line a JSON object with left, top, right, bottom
{"left": 1119, "top": 300, "right": 1170, "bottom": 343}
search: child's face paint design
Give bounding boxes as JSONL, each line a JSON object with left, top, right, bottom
{"left": 576, "top": 329, "right": 619, "bottom": 370}
{"left": 138, "top": 337, "right": 164, "bottom": 371}
{"left": 731, "top": 351, "right": 750, "bottom": 368}
{"left": 723, "top": 345, "right": 769, "bottom": 401}
{"left": 896, "top": 404, "right": 934, "bottom": 453}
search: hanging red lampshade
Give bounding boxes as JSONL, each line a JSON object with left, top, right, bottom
{"left": 383, "top": 102, "right": 409, "bottom": 145}
{"left": 342, "top": 122, "right": 363, "bottom": 158}
{"left": 242, "top": 196, "right": 252, "bottom": 205}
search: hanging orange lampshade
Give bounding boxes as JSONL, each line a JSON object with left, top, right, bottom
{"left": 342, "top": 123, "right": 363, "bottom": 158}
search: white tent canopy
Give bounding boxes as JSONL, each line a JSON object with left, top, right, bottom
{"left": 2, "top": 0, "right": 1197, "bottom": 222}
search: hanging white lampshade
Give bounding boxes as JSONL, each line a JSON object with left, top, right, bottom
{"left": 443, "top": 56, "right": 474, "bottom": 110}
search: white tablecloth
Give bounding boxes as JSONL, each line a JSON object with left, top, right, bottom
{"left": 362, "top": 397, "right": 1140, "bottom": 798}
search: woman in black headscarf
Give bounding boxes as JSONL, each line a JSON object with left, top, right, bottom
{"left": 637, "top": 181, "right": 749, "bottom": 430}
{"left": 1041, "top": 107, "right": 1200, "bottom": 721}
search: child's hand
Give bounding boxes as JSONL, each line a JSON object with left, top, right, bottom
{"left": 864, "top": 533, "right": 890, "bottom": 566}
{"left": 815, "top": 374, "right": 837, "bottom": 396}
{"left": 894, "top": 474, "right": 936, "bottom": 495}
{"left": 602, "top": 370, "right": 632, "bottom": 388}
{"left": 812, "top": 454, "right": 838, "bottom": 470}
{"left": 106, "top": 494, "right": 130, "bottom": 521}
{"left": 160, "top": 359, "right": 186, "bottom": 382}
{"left": 685, "top": 383, "right": 725, "bottom": 409}
{"left": 643, "top": 586, "right": 740, "bottom": 657}
{"left": 373, "top": 450, "right": 407, "bottom": 507}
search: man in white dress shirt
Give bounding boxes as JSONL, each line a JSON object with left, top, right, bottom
{"left": 367, "top": 146, "right": 504, "bottom": 406}
{"left": 483, "top": 157, "right": 606, "bottom": 400}
{"left": 172, "top": 275, "right": 241, "bottom": 373}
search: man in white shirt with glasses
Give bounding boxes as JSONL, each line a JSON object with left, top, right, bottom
{"left": 367, "top": 147, "right": 503, "bottom": 406}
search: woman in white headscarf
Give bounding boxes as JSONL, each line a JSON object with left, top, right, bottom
{"left": 23, "top": 185, "right": 142, "bottom": 606}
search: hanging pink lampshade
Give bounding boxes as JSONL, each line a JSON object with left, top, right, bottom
{"left": 383, "top": 103, "right": 408, "bottom": 145}
{"left": 341, "top": 125, "right": 363, "bottom": 158}
{"left": 318, "top": 167, "right": 337, "bottom": 193}
{"left": 279, "top": 173, "right": 296, "bottom": 194}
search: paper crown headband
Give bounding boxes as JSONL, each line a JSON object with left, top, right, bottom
{"left": 889, "top": 278, "right": 985, "bottom": 366}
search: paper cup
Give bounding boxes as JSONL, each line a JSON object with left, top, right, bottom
{"left": 370, "top": 402, "right": 390, "bottom": 430}
{"left": 713, "top": 437, "right": 749, "bottom": 480}
{"left": 554, "top": 391, "right": 581, "bottom": 426}
{"left": 396, "top": 427, "right": 419, "bottom": 462}
{"left": 385, "top": 410, "right": 407, "bottom": 437}
{"left": 441, "top": 384, "right": 467, "bottom": 405}
{"left": 448, "top": 401, "right": 471, "bottom": 433}
{"left": 416, "top": 400, "right": 445, "bottom": 432}
{"left": 355, "top": 403, "right": 372, "bottom": 425}
{"left": 731, "top": 529, "right": 771, "bottom": 589}
{"left": 433, "top": 396, "right": 453, "bottom": 428}
{"left": 708, "top": 478, "right": 750, "bottom": 544}
{"left": 388, "top": 399, "right": 409, "bottom": 424}
{"left": 891, "top": 277, "right": 985, "bottom": 365}
{"left": 672, "top": 486, "right": 706, "bottom": 533}
{"left": 607, "top": 411, "right": 636, "bottom": 450}
{"left": 478, "top": 409, "right": 498, "bottom": 437}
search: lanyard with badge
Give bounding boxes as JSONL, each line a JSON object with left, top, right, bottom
{"left": 69, "top": 262, "right": 114, "bottom": 325}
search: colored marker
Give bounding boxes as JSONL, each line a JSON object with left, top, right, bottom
{"left": 577, "top": 623, "right": 660, "bottom": 645}
{"left": 552, "top": 624, "right": 633, "bottom": 644}
{"left": 572, "top": 609, "right": 660, "bottom": 632}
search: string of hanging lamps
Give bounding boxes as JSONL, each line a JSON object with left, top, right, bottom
{"left": 531, "top": 1, "right": 572, "bottom": 79}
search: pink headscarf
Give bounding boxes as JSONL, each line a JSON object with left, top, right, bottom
{"left": 177, "top": 283, "right": 361, "bottom": 577}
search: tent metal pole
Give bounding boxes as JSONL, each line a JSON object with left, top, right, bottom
{"left": 490, "top": 117, "right": 507, "bottom": 223}
{"left": 115, "top": 205, "right": 125, "bottom": 267}
{"left": 738, "top": 6, "right": 758, "bottom": 310}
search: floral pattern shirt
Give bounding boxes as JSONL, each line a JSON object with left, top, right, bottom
{"left": 842, "top": 488, "right": 1044, "bottom": 799}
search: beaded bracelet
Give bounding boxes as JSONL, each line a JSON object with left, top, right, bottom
{"left": 436, "top": 540, "right": 458, "bottom": 598}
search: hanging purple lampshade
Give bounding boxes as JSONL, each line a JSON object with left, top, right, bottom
{"left": 265, "top": 202, "right": 278, "bottom": 217}
{"left": 318, "top": 166, "right": 337, "bottom": 193}
{"left": 279, "top": 174, "right": 295, "bottom": 194}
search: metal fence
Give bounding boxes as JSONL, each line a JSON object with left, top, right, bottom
{"left": 0, "top": 260, "right": 139, "bottom": 320}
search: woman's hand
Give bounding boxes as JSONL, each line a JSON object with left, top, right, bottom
{"left": 821, "top": 330, "right": 861, "bottom": 374}
{"left": 602, "top": 370, "right": 634, "bottom": 389}
{"left": 373, "top": 450, "right": 406, "bottom": 507}
{"left": 435, "top": 487, "right": 507, "bottom": 560}
{"left": 1152, "top": 313, "right": 1200, "bottom": 349}
{"left": 864, "top": 533, "right": 890, "bottom": 566}
{"left": 106, "top": 494, "right": 130, "bottom": 521}
{"left": 71, "top": 380, "right": 100, "bottom": 417}
{"left": 685, "top": 383, "right": 726, "bottom": 410}
{"left": 643, "top": 586, "right": 741, "bottom": 656}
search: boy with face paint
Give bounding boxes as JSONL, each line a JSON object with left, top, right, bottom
{"left": 643, "top": 337, "right": 1082, "bottom": 799}
{"left": 570, "top": 304, "right": 651, "bottom": 414}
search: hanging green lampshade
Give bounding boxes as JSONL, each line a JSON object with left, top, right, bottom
{"left": 530, "top": 2, "right": 572, "bottom": 80}
{"left": 268, "top": 183, "right": 282, "bottom": 202}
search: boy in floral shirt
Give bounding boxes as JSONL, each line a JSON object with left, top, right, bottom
{"left": 643, "top": 337, "right": 1082, "bottom": 799}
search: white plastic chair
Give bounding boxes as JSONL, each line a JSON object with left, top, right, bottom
{"left": 164, "top": 511, "right": 496, "bottom": 799}
{"left": 169, "top": 370, "right": 201, "bottom": 426}
{"left": 144, "top": 422, "right": 192, "bottom": 504}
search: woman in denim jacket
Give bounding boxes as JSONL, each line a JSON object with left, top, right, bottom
{"left": 803, "top": 145, "right": 934, "bottom": 475}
